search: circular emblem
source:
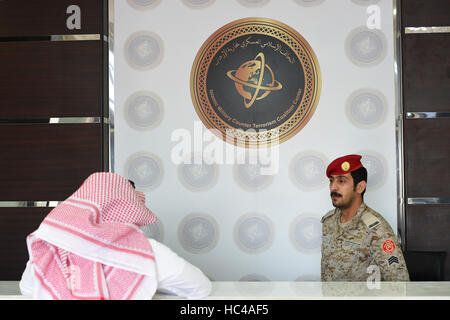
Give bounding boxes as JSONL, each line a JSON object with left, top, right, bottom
{"left": 124, "top": 31, "right": 164, "bottom": 70}
{"left": 289, "top": 214, "right": 322, "bottom": 253}
{"left": 178, "top": 213, "right": 219, "bottom": 254}
{"left": 346, "top": 88, "right": 387, "bottom": 129}
{"left": 359, "top": 151, "right": 387, "bottom": 190}
{"left": 237, "top": 0, "right": 270, "bottom": 7}
{"left": 233, "top": 153, "right": 274, "bottom": 192}
{"left": 233, "top": 213, "right": 274, "bottom": 254}
{"left": 382, "top": 239, "right": 396, "bottom": 254}
{"left": 124, "top": 91, "right": 164, "bottom": 130}
{"left": 127, "top": 0, "right": 161, "bottom": 10}
{"left": 191, "top": 18, "right": 321, "bottom": 148}
{"left": 178, "top": 152, "right": 219, "bottom": 192}
{"left": 182, "top": 0, "right": 215, "bottom": 9}
{"left": 124, "top": 152, "right": 164, "bottom": 191}
{"left": 345, "top": 27, "right": 386, "bottom": 67}
{"left": 341, "top": 161, "right": 350, "bottom": 171}
{"left": 289, "top": 151, "right": 328, "bottom": 191}
{"left": 294, "top": 0, "right": 326, "bottom": 6}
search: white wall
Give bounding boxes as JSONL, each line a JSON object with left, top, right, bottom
{"left": 114, "top": 0, "right": 396, "bottom": 281}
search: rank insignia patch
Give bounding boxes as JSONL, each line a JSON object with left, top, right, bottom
{"left": 388, "top": 256, "right": 399, "bottom": 265}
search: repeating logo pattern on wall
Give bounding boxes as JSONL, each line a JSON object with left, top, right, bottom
{"left": 346, "top": 89, "right": 387, "bottom": 129}
{"left": 178, "top": 152, "right": 219, "bottom": 191}
{"left": 359, "top": 151, "right": 388, "bottom": 190}
{"left": 125, "top": 31, "right": 164, "bottom": 70}
{"left": 345, "top": 27, "right": 386, "bottom": 67}
{"left": 182, "top": 0, "right": 215, "bottom": 9}
{"left": 234, "top": 213, "right": 274, "bottom": 254}
{"left": 290, "top": 214, "right": 322, "bottom": 253}
{"left": 117, "top": 0, "right": 394, "bottom": 281}
{"left": 233, "top": 154, "right": 274, "bottom": 192}
{"left": 124, "top": 152, "right": 164, "bottom": 191}
{"left": 289, "top": 151, "right": 329, "bottom": 191}
{"left": 294, "top": 0, "right": 326, "bottom": 7}
{"left": 127, "top": 0, "right": 162, "bottom": 10}
{"left": 178, "top": 213, "right": 219, "bottom": 254}
{"left": 237, "top": 0, "right": 270, "bottom": 7}
{"left": 124, "top": 91, "right": 164, "bottom": 130}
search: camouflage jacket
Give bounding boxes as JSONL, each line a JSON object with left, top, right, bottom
{"left": 321, "top": 203, "right": 409, "bottom": 281}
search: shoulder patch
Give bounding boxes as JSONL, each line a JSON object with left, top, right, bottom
{"left": 321, "top": 210, "right": 337, "bottom": 223}
{"left": 361, "top": 212, "right": 381, "bottom": 230}
{"left": 382, "top": 239, "right": 396, "bottom": 254}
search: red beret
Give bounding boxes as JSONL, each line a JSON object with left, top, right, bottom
{"left": 326, "top": 154, "right": 363, "bottom": 177}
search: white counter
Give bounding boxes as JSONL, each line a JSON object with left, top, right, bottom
{"left": 1, "top": 281, "right": 450, "bottom": 300}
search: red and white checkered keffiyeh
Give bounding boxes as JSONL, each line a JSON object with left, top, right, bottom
{"left": 25, "top": 172, "right": 158, "bottom": 300}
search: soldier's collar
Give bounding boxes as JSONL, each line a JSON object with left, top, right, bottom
{"left": 355, "top": 202, "right": 368, "bottom": 220}
{"left": 337, "top": 202, "right": 367, "bottom": 231}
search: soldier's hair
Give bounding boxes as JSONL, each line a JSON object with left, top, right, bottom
{"left": 350, "top": 167, "right": 367, "bottom": 199}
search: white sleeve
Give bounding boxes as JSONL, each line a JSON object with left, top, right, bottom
{"left": 19, "top": 260, "right": 34, "bottom": 297}
{"left": 149, "top": 239, "right": 212, "bottom": 299}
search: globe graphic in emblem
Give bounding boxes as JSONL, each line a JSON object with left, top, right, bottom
{"left": 227, "top": 52, "right": 282, "bottom": 108}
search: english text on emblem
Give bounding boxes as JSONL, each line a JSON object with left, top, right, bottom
{"left": 191, "top": 18, "right": 321, "bottom": 148}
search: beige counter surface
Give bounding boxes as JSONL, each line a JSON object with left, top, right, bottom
{"left": 1, "top": 281, "right": 450, "bottom": 300}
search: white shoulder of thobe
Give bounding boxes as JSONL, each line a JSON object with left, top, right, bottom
{"left": 19, "top": 238, "right": 212, "bottom": 300}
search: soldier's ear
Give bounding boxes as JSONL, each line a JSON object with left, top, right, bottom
{"left": 356, "top": 180, "right": 367, "bottom": 195}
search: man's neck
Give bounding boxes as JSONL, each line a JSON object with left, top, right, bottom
{"left": 340, "top": 198, "right": 363, "bottom": 223}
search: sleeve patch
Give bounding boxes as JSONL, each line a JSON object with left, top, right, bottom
{"left": 388, "top": 256, "right": 399, "bottom": 265}
{"left": 382, "top": 239, "right": 396, "bottom": 254}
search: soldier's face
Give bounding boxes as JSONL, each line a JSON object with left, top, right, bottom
{"left": 328, "top": 173, "right": 359, "bottom": 209}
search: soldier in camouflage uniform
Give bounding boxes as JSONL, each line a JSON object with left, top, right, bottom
{"left": 321, "top": 154, "right": 409, "bottom": 281}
